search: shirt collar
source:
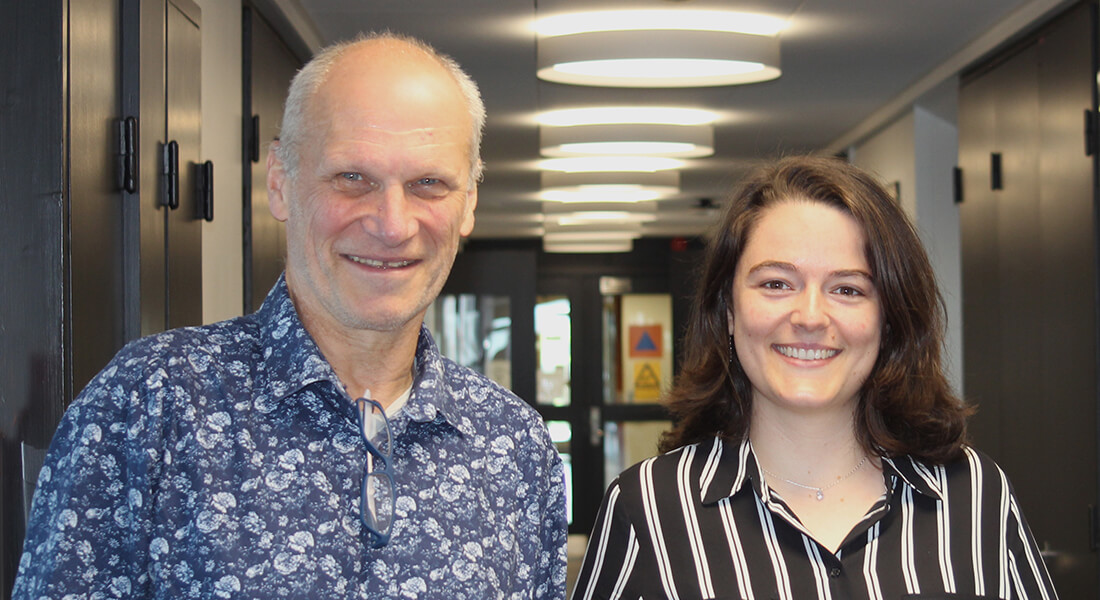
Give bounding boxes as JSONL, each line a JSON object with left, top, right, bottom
{"left": 697, "top": 437, "right": 946, "bottom": 505}
{"left": 255, "top": 274, "right": 344, "bottom": 408}
{"left": 253, "top": 275, "right": 473, "bottom": 437}
{"left": 699, "top": 437, "right": 760, "bottom": 505}
{"left": 401, "top": 327, "right": 477, "bottom": 437}
{"left": 879, "top": 454, "right": 945, "bottom": 500}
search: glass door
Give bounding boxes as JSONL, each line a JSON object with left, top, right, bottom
{"left": 434, "top": 239, "right": 701, "bottom": 596}
{"left": 430, "top": 248, "right": 536, "bottom": 402}
{"left": 598, "top": 279, "right": 674, "bottom": 495}
{"left": 432, "top": 244, "right": 692, "bottom": 538}
{"left": 535, "top": 274, "right": 673, "bottom": 535}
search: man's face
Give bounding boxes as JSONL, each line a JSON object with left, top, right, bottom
{"left": 269, "top": 45, "right": 478, "bottom": 338}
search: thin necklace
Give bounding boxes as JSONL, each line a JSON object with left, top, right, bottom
{"left": 760, "top": 456, "right": 869, "bottom": 501}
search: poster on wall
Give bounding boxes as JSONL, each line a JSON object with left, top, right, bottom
{"left": 628, "top": 325, "right": 662, "bottom": 358}
{"left": 633, "top": 361, "right": 661, "bottom": 401}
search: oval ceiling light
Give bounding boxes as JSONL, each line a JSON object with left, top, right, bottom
{"left": 537, "top": 107, "right": 717, "bottom": 127}
{"left": 552, "top": 211, "right": 658, "bottom": 226}
{"left": 543, "top": 235, "right": 637, "bottom": 254}
{"left": 539, "top": 156, "right": 682, "bottom": 173}
{"left": 535, "top": 10, "right": 785, "bottom": 37}
{"left": 540, "top": 123, "right": 714, "bottom": 158}
{"left": 540, "top": 171, "right": 679, "bottom": 203}
{"left": 541, "top": 186, "right": 669, "bottom": 203}
{"left": 545, "top": 231, "right": 640, "bottom": 242}
{"left": 536, "top": 10, "right": 784, "bottom": 88}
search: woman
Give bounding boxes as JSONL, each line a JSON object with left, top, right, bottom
{"left": 571, "top": 156, "right": 1057, "bottom": 599}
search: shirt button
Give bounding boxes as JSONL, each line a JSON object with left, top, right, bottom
{"left": 828, "top": 568, "right": 842, "bottom": 578}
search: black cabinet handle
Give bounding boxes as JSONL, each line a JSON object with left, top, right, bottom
{"left": 197, "top": 160, "right": 214, "bottom": 221}
{"left": 250, "top": 114, "right": 261, "bottom": 163}
{"left": 118, "top": 117, "right": 137, "bottom": 193}
{"left": 1086, "top": 109, "right": 1097, "bottom": 157}
{"left": 162, "top": 140, "right": 179, "bottom": 209}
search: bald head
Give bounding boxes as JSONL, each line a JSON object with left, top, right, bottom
{"left": 276, "top": 33, "right": 485, "bottom": 185}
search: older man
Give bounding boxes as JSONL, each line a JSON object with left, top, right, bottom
{"left": 14, "top": 33, "right": 567, "bottom": 598}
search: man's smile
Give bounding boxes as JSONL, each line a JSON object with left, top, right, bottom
{"left": 346, "top": 254, "right": 417, "bottom": 270}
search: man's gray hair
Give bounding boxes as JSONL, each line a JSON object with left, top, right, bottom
{"left": 275, "top": 31, "right": 486, "bottom": 186}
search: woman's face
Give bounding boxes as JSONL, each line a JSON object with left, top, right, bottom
{"left": 728, "top": 200, "right": 882, "bottom": 418}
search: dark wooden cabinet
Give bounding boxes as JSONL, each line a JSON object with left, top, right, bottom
{"left": 130, "top": 0, "right": 204, "bottom": 335}
{"left": 959, "top": 3, "right": 1098, "bottom": 594}
{"left": 163, "top": 0, "right": 204, "bottom": 330}
{"left": 0, "top": 2, "right": 78, "bottom": 593}
{"left": 0, "top": 0, "right": 203, "bottom": 596}
{"left": 243, "top": 7, "right": 301, "bottom": 312}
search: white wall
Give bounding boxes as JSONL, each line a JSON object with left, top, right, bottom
{"left": 912, "top": 105, "right": 962, "bottom": 393}
{"left": 849, "top": 95, "right": 963, "bottom": 394}
{"left": 851, "top": 112, "right": 917, "bottom": 219}
{"left": 197, "top": 0, "right": 244, "bottom": 323}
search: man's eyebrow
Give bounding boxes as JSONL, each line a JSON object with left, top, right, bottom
{"left": 746, "top": 261, "right": 873, "bottom": 280}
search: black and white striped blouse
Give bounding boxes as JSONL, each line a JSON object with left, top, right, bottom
{"left": 572, "top": 437, "right": 1057, "bottom": 600}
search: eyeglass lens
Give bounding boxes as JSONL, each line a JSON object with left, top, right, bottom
{"left": 360, "top": 400, "right": 391, "bottom": 456}
{"left": 363, "top": 471, "right": 394, "bottom": 533}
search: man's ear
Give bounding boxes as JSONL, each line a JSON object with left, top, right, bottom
{"left": 267, "top": 142, "right": 290, "bottom": 222}
{"left": 459, "top": 184, "right": 478, "bottom": 237}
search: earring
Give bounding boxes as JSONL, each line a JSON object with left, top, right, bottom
{"left": 728, "top": 335, "right": 735, "bottom": 365}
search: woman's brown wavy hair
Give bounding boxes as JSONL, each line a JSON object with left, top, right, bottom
{"left": 659, "top": 155, "right": 971, "bottom": 464}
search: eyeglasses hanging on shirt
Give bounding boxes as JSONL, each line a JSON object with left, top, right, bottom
{"left": 356, "top": 394, "right": 395, "bottom": 548}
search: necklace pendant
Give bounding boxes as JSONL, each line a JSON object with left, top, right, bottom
{"left": 815, "top": 489, "right": 824, "bottom": 501}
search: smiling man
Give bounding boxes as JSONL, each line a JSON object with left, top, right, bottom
{"left": 15, "top": 33, "right": 567, "bottom": 599}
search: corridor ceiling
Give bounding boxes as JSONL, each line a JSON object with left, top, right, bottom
{"left": 278, "top": 0, "right": 1067, "bottom": 241}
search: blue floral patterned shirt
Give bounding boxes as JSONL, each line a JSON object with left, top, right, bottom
{"left": 14, "top": 276, "right": 568, "bottom": 599}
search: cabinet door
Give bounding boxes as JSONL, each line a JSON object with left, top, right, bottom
{"left": 70, "top": 0, "right": 126, "bottom": 398}
{"left": 959, "top": 3, "right": 1097, "bottom": 593}
{"left": 958, "top": 57, "right": 1002, "bottom": 454}
{"left": 988, "top": 40, "right": 1044, "bottom": 496}
{"left": 245, "top": 8, "right": 301, "bottom": 312}
{"left": 135, "top": 0, "right": 168, "bottom": 335}
{"left": 1, "top": 0, "right": 123, "bottom": 594}
{"left": 165, "top": 0, "right": 203, "bottom": 328}
{"left": 134, "top": 0, "right": 203, "bottom": 334}
{"left": 1033, "top": 8, "right": 1097, "bottom": 592}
